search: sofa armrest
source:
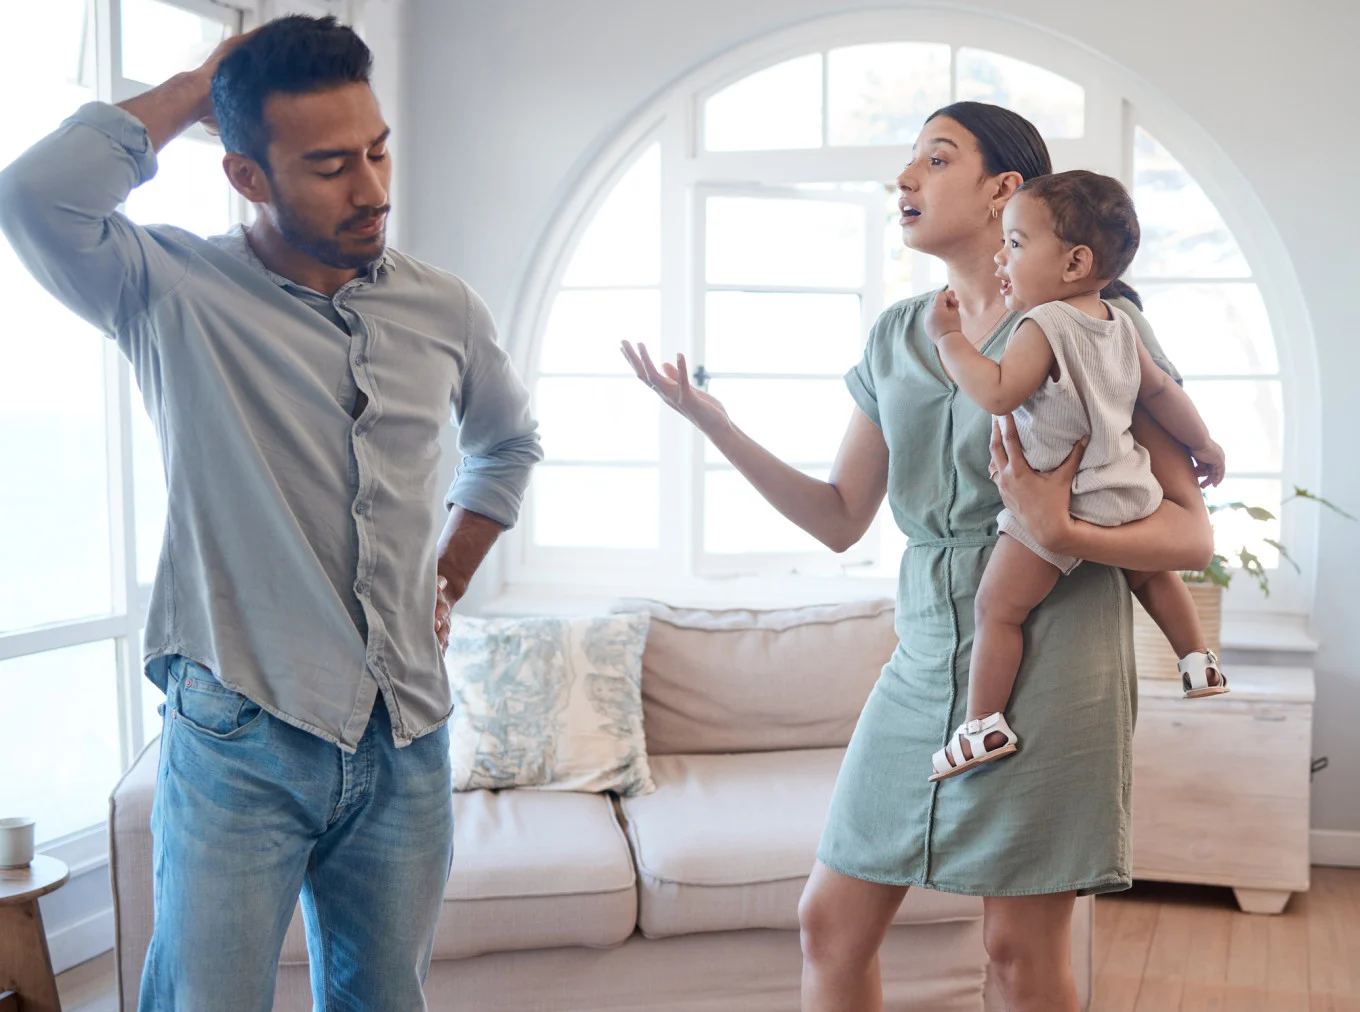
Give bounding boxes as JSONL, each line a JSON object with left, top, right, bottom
{"left": 109, "top": 736, "right": 161, "bottom": 1012}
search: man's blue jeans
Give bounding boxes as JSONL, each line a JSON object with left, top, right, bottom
{"left": 138, "top": 656, "right": 454, "bottom": 1011}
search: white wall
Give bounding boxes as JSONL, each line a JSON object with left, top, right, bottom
{"left": 400, "top": 0, "right": 1360, "bottom": 835}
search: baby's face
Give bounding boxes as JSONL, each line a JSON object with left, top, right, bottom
{"left": 993, "top": 192, "right": 1078, "bottom": 312}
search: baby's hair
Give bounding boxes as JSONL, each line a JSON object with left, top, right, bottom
{"left": 1016, "top": 170, "right": 1142, "bottom": 307}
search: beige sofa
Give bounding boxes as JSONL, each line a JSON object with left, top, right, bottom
{"left": 110, "top": 598, "right": 1093, "bottom": 1011}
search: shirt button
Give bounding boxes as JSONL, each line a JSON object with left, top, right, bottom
{"left": 355, "top": 580, "right": 369, "bottom": 595}
{"left": 354, "top": 355, "right": 366, "bottom": 366}
{"left": 355, "top": 502, "right": 367, "bottom": 515}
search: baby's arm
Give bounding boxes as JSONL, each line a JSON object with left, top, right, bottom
{"left": 1134, "top": 338, "right": 1226, "bottom": 486}
{"left": 925, "top": 291, "right": 1054, "bottom": 415}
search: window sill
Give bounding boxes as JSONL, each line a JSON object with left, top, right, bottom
{"left": 38, "top": 823, "right": 109, "bottom": 878}
{"left": 478, "top": 582, "right": 1315, "bottom": 651}
{"left": 1220, "top": 613, "right": 1317, "bottom": 654}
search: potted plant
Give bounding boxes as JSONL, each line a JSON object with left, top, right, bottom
{"left": 1132, "top": 488, "right": 1356, "bottom": 679}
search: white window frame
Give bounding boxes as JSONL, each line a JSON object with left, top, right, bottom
{"left": 501, "top": 7, "right": 1320, "bottom": 620}
{"left": 691, "top": 183, "right": 882, "bottom": 577}
{"left": 0, "top": 0, "right": 254, "bottom": 856}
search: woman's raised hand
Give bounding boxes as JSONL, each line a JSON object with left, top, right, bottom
{"left": 621, "top": 342, "right": 731, "bottom": 436}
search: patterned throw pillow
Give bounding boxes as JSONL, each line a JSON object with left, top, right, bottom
{"left": 445, "top": 613, "right": 655, "bottom": 796}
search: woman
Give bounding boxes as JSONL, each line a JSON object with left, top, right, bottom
{"left": 623, "top": 102, "right": 1212, "bottom": 1011}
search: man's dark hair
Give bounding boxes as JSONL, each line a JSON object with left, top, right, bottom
{"left": 211, "top": 15, "right": 373, "bottom": 173}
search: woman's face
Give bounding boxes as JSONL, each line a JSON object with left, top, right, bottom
{"left": 895, "top": 116, "right": 1006, "bottom": 258}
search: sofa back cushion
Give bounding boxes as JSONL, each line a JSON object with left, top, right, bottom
{"left": 612, "top": 598, "right": 896, "bottom": 755}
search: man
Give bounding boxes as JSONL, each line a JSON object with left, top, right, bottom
{"left": 0, "top": 15, "right": 541, "bottom": 1011}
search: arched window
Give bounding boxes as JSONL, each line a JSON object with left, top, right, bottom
{"left": 507, "top": 10, "right": 1315, "bottom": 616}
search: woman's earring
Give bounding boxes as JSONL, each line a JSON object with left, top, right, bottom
{"left": 991, "top": 205, "right": 998, "bottom": 220}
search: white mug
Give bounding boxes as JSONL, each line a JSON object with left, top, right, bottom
{"left": 0, "top": 817, "right": 36, "bottom": 869}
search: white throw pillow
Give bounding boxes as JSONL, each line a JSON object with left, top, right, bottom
{"left": 445, "top": 613, "right": 655, "bottom": 796}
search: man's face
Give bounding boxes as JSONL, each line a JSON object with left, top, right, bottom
{"left": 259, "top": 82, "right": 392, "bottom": 269}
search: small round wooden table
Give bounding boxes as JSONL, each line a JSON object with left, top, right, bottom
{"left": 0, "top": 855, "right": 70, "bottom": 1012}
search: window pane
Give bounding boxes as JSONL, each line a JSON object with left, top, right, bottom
{"left": 707, "top": 197, "right": 865, "bottom": 288}
{"left": 0, "top": 641, "right": 122, "bottom": 844}
{"left": 1206, "top": 478, "right": 1282, "bottom": 570}
{"left": 0, "top": 287, "right": 113, "bottom": 634}
{"left": 956, "top": 49, "right": 1085, "bottom": 139}
{"left": 883, "top": 187, "right": 947, "bottom": 304}
{"left": 1184, "top": 379, "right": 1283, "bottom": 473}
{"left": 1132, "top": 128, "right": 1249, "bottom": 278}
{"left": 539, "top": 289, "right": 659, "bottom": 375}
{"left": 143, "top": 677, "right": 166, "bottom": 748}
{"left": 826, "top": 43, "right": 950, "bottom": 147}
{"left": 124, "top": 136, "right": 234, "bottom": 238}
{"left": 1138, "top": 283, "right": 1277, "bottom": 377}
{"left": 132, "top": 407, "right": 167, "bottom": 585}
{"left": 705, "top": 292, "right": 862, "bottom": 375}
{"left": 705, "top": 379, "right": 851, "bottom": 463}
{"left": 533, "top": 467, "right": 658, "bottom": 549}
{"left": 0, "top": 3, "right": 111, "bottom": 634}
{"left": 121, "top": 0, "right": 229, "bottom": 87}
{"left": 562, "top": 144, "right": 660, "bottom": 287}
{"left": 705, "top": 468, "right": 829, "bottom": 553}
{"left": 140, "top": 628, "right": 165, "bottom": 747}
{"left": 535, "top": 378, "right": 659, "bottom": 462}
{"left": 704, "top": 55, "right": 822, "bottom": 152}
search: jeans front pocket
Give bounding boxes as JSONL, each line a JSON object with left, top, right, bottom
{"left": 171, "top": 659, "right": 266, "bottom": 740}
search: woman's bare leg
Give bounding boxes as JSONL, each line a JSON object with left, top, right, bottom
{"left": 983, "top": 892, "right": 1080, "bottom": 1012}
{"left": 799, "top": 862, "right": 909, "bottom": 1012}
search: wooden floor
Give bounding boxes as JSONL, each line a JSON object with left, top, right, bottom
{"left": 1094, "top": 867, "right": 1360, "bottom": 1011}
{"left": 58, "top": 867, "right": 1360, "bottom": 1010}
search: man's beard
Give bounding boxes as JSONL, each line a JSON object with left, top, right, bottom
{"left": 274, "top": 199, "right": 390, "bottom": 271}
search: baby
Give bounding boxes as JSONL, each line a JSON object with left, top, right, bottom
{"left": 923, "top": 169, "right": 1228, "bottom": 782}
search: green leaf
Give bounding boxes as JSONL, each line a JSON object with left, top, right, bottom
{"left": 1200, "top": 554, "right": 1233, "bottom": 588}
{"left": 1263, "top": 538, "right": 1302, "bottom": 574}
{"left": 1287, "top": 487, "right": 1358, "bottom": 522}
{"left": 1206, "top": 501, "right": 1275, "bottom": 523}
{"left": 1237, "top": 548, "right": 1270, "bottom": 596}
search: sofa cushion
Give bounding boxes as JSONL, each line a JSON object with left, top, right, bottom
{"left": 277, "top": 786, "right": 637, "bottom": 963}
{"left": 114, "top": 740, "right": 637, "bottom": 970}
{"left": 613, "top": 598, "right": 897, "bottom": 755}
{"left": 618, "top": 750, "right": 983, "bottom": 938}
{"left": 445, "top": 612, "right": 654, "bottom": 795}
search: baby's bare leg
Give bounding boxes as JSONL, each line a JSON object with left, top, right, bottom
{"left": 969, "top": 534, "right": 1062, "bottom": 727}
{"left": 1125, "top": 570, "right": 1221, "bottom": 684}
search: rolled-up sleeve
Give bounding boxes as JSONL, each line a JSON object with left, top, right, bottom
{"left": 444, "top": 283, "right": 543, "bottom": 528}
{"left": 0, "top": 102, "right": 186, "bottom": 337}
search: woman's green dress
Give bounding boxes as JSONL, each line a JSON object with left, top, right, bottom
{"left": 817, "top": 292, "right": 1178, "bottom": 896}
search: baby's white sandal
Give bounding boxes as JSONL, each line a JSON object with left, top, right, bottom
{"left": 1180, "top": 650, "right": 1229, "bottom": 698}
{"left": 928, "top": 712, "right": 1019, "bottom": 782}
